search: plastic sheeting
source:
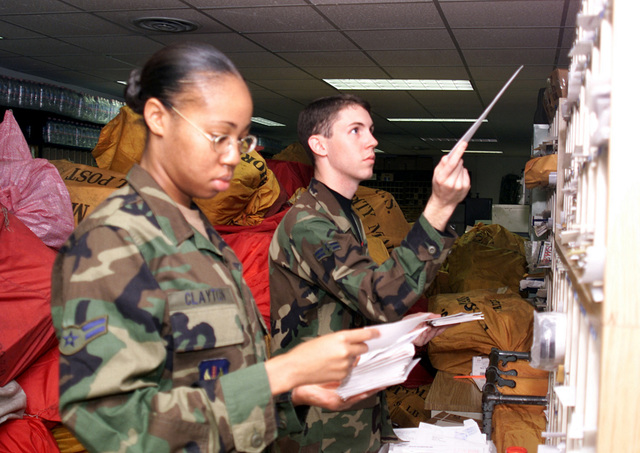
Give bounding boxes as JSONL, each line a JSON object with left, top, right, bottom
{"left": 0, "top": 110, "right": 74, "bottom": 249}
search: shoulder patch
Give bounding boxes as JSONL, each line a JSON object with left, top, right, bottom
{"left": 313, "top": 240, "right": 341, "bottom": 261}
{"left": 59, "top": 316, "right": 108, "bottom": 356}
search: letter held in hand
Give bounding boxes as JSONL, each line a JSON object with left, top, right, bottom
{"left": 452, "top": 65, "right": 524, "bottom": 152}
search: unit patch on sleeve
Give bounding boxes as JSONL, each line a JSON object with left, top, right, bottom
{"left": 59, "top": 316, "right": 108, "bottom": 356}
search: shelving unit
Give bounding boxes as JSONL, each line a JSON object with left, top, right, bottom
{"left": 0, "top": 75, "right": 123, "bottom": 164}
{"left": 542, "top": 0, "right": 640, "bottom": 451}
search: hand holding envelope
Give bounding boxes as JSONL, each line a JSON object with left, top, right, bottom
{"left": 336, "top": 312, "right": 484, "bottom": 399}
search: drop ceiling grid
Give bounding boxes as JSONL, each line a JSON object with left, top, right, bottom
{"left": 0, "top": 0, "right": 581, "bottom": 155}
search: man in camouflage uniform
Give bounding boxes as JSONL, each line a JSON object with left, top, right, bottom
{"left": 269, "top": 94, "right": 470, "bottom": 452}
{"left": 51, "top": 165, "right": 304, "bottom": 452}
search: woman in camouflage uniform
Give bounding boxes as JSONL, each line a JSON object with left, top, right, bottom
{"left": 51, "top": 42, "right": 378, "bottom": 453}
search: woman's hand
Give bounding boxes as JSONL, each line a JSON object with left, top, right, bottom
{"left": 291, "top": 383, "right": 384, "bottom": 411}
{"left": 265, "top": 327, "right": 379, "bottom": 395}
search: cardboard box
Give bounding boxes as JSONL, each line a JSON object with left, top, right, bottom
{"left": 492, "top": 204, "right": 531, "bottom": 233}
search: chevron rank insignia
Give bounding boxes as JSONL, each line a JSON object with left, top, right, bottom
{"left": 59, "top": 316, "right": 108, "bottom": 356}
{"left": 313, "top": 240, "right": 341, "bottom": 261}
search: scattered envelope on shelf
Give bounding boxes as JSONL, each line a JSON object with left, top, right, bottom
{"left": 386, "top": 419, "right": 494, "bottom": 452}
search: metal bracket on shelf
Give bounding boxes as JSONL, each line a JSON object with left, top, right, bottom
{"left": 481, "top": 347, "right": 548, "bottom": 436}
{"left": 481, "top": 383, "right": 549, "bottom": 436}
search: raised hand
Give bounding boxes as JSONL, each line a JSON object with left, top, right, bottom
{"left": 423, "top": 140, "right": 471, "bottom": 231}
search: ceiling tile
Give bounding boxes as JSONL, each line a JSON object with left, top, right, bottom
{"left": 187, "top": 0, "right": 308, "bottom": 7}
{"left": 440, "top": 1, "right": 566, "bottom": 28}
{"left": 368, "top": 49, "right": 462, "bottom": 67}
{"left": 454, "top": 27, "right": 562, "bottom": 48}
{"left": 225, "top": 51, "right": 292, "bottom": 68}
{"left": 0, "top": 21, "right": 46, "bottom": 39}
{"left": 95, "top": 9, "right": 231, "bottom": 33}
{"left": 248, "top": 31, "right": 358, "bottom": 52}
{"left": 59, "top": 35, "right": 163, "bottom": 54}
{"left": 0, "top": 0, "right": 78, "bottom": 14}
{"left": 63, "top": 0, "right": 188, "bottom": 11}
{"left": 37, "top": 54, "right": 133, "bottom": 71}
{"left": 2, "top": 13, "right": 131, "bottom": 37}
{"left": 202, "top": 6, "right": 334, "bottom": 33}
{"left": 240, "top": 66, "right": 314, "bottom": 80}
{"left": 279, "top": 51, "right": 377, "bottom": 68}
{"left": 256, "top": 79, "right": 328, "bottom": 92}
{"left": 105, "top": 53, "right": 163, "bottom": 67}
{"left": 311, "top": 0, "right": 421, "bottom": 3}
{"left": 304, "top": 66, "right": 390, "bottom": 79}
{"left": 385, "top": 66, "right": 470, "bottom": 79}
{"left": 151, "top": 32, "right": 264, "bottom": 53}
{"left": 469, "top": 65, "right": 554, "bottom": 81}
{"left": 345, "top": 29, "right": 455, "bottom": 50}
{"left": 0, "top": 56, "right": 72, "bottom": 75}
{"left": 463, "top": 48, "right": 557, "bottom": 66}
{"left": 267, "top": 88, "right": 337, "bottom": 106}
{"left": 317, "top": 3, "right": 443, "bottom": 29}
{"left": 0, "top": 38, "right": 91, "bottom": 57}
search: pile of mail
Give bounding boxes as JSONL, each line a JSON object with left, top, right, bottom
{"left": 336, "top": 312, "right": 484, "bottom": 399}
{"left": 385, "top": 419, "right": 496, "bottom": 453}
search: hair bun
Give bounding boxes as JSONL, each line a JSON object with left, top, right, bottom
{"left": 124, "top": 68, "right": 144, "bottom": 113}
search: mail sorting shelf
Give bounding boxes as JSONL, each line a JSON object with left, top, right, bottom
{"left": 542, "top": 0, "right": 640, "bottom": 451}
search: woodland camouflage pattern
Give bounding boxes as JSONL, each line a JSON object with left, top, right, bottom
{"left": 269, "top": 179, "right": 456, "bottom": 453}
{"left": 51, "top": 165, "right": 302, "bottom": 453}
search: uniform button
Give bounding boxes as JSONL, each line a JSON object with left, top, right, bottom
{"left": 427, "top": 245, "right": 437, "bottom": 254}
{"left": 278, "top": 419, "right": 287, "bottom": 430}
{"left": 251, "top": 432, "right": 263, "bottom": 448}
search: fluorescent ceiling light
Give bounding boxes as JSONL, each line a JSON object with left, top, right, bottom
{"left": 442, "top": 149, "right": 503, "bottom": 154}
{"left": 374, "top": 148, "right": 385, "bottom": 154}
{"left": 389, "top": 118, "right": 487, "bottom": 123}
{"left": 251, "top": 117, "right": 285, "bottom": 127}
{"left": 116, "top": 80, "right": 127, "bottom": 85}
{"left": 323, "top": 79, "right": 472, "bottom": 91}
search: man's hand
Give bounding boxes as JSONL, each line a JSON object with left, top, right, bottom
{"left": 403, "top": 312, "right": 448, "bottom": 347}
{"left": 423, "top": 141, "right": 471, "bottom": 231}
{"left": 408, "top": 312, "right": 449, "bottom": 347}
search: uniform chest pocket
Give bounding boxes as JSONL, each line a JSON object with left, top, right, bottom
{"left": 168, "top": 288, "right": 245, "bottom": 353}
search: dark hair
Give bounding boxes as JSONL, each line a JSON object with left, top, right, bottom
{"left": 124, "top": 42, "right": 241, "bottom": 114}
{"left": 297, "top": 94, "right": 371, "bottom": 165}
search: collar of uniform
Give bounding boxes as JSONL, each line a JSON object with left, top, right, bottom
{"left": 126, "top": 164, "right": 202, "bottom": 247}
{"left": 308, "top": 178, "right": 358, "bottom": 235}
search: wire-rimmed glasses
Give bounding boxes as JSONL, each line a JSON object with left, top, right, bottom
{"left": 171, "top": 105, "right": 257, "bottom": 155}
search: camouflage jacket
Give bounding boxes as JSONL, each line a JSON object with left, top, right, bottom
{"left": 51, "top": 165, "right": 303, "bottom": 453}
{"left": 269, "top": 179, "right": 456, "bottom": 453}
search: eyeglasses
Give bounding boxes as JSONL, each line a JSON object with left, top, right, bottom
{"left": 170, "top": 105, "right": 257, "bottom": 155}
